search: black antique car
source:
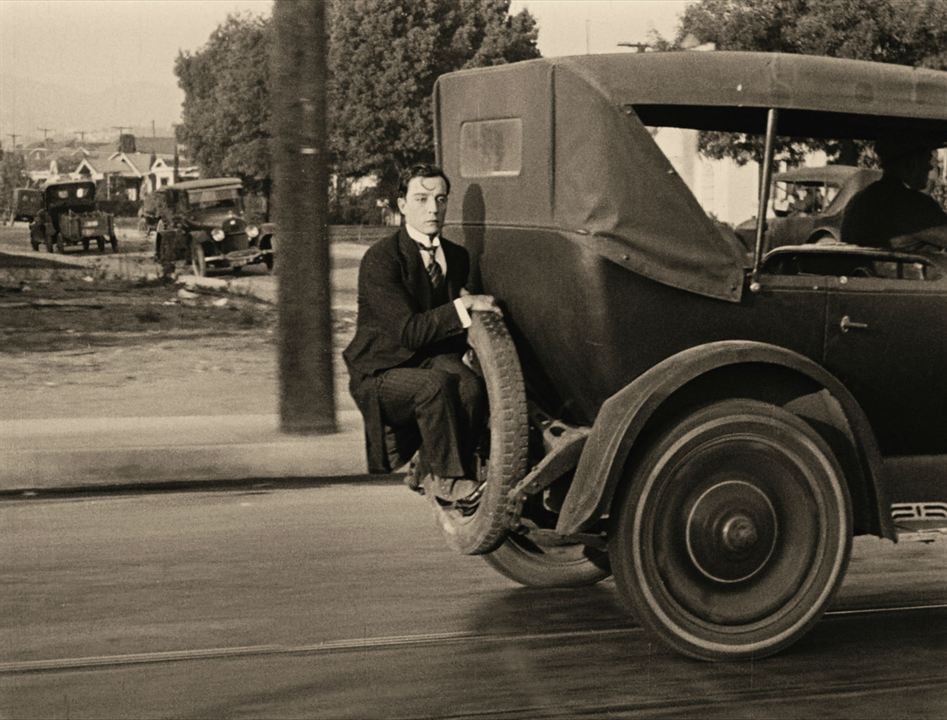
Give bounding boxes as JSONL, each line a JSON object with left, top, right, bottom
{"left": 10, "top": 187, "right": 43, "bottom": 223}
{"left": 735, "top": 164, "right": 883, "bottom": 249}
{"left": 419, "top": 52, "right": 947, "bottom": 661}
{"left": 154, "top": 178, "right": 274, "bottom": 276}
{"left": 29, "top": 179, "right": 117, "bottom": 253}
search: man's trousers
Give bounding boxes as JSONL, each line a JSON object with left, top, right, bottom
{"left": 376, "top": 353, "right": 485, "bottom": 479}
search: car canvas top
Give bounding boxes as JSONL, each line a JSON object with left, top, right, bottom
{"left": 435, "top": 52, "right": 947, "bottom": 303}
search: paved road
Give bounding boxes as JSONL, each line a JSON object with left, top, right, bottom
{"left": 3, "top": 485, "right": 945, "bottom": 718}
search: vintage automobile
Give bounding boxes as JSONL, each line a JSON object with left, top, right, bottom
{"left": 735, "top": 165, "right": 883, "bottom": 249}
{"left": 137, "top": 190, "right": 166, "bottom": 234}
{"left": 414, "top": 52, "right": 947, "bottom": 661}
{"left": 154, "top": 178, "right": 274, "bottom": 276}
{"left": 28, "top": 179, "right": 117, "bottom": 253}
{"left": 10, "top": 187, "right": 43, "bottom": 223}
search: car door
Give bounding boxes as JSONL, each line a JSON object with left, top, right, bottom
{"left": 822, "top": 267, "right": 947, "bottom": 456}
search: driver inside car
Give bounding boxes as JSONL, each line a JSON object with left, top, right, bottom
{"left": 840, "top": 136, "right": 947, "bottom": 255}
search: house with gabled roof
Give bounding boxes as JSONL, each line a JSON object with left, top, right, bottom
{"left": 74, "top": 150, "right": 174, "bottom": 200}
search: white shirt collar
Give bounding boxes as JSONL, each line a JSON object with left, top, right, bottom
{"left": 405, "top": 223, "right": 440, "bottom": 249}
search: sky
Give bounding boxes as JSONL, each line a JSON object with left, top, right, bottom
{"left": 512, "top": 0, "right": 692, "bottom": 55}
{"left": 0, "top": 0, "right": 693, "bottom": 147}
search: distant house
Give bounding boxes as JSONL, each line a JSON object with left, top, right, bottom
{"left": 21, "top": 133, "right": 186, "bottom": 199}
{"left": 73, "top": 151, "right": 171, "bottom": 200}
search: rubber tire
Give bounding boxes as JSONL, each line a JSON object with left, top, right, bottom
{"left": 96, "top": 237, "right": 105, "bottom": 253}
{"left": 82, "top": 239, "right": 90, "bottom": 252}
{"left": 610, "top": 399, "right": 852, "bottom": 661}
{"left": 44, "top": 235, "right": 53, "bottom": 252}
{"left": 263, "top": 254, "right": 274, "bottom": 272}
{"left": 484, "top": 532, "right": 611, "bottom": 588}
{"left": 191, "top": 243, "right": 207, "bottom": 277}
{"left": 110, "top": 235, "right": 118, "bottom": 252}
{"left": 428, "top": 312, "right": 529, "bottom": 555}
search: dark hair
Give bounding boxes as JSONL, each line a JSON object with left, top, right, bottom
{"left": 874, "top": 136, "right": 939, "bottom": 167}
{"left": 398, "top": 164, "right": 451, "bottom": 198}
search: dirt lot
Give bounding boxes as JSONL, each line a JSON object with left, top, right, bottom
{"left": 0, "top": 250, "right": 357, "bottom": 420}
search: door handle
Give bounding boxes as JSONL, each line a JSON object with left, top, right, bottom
{"left": 839, "top": 315, "right": 869, "bottom": 333}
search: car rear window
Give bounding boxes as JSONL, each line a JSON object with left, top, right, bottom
{"left": 460, "top": 118, "right": 522, "bottom": 178}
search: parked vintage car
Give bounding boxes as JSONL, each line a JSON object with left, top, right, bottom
{"left": 29, "top": 179, "right": 117, "bottom": 253}
{"left": 154, "top": 178, "right": 274, "bottom": 276}
{"left": 10, "top": 187, "right": 43, "bottom": 223}
{"left": 417, "top": 52, "right": 947, "bottom": 661}
{"left": 735, "top": 165, "right": 883, "bottom": 249}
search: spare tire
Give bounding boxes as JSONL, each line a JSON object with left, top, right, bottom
{"left": 484, "top": 531, "right": 611, "bottom": 587}
{"left": 429, "top": 311, "right": 529, "bottom": 555}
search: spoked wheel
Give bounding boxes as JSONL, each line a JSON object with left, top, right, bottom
{"left": 427, "top": 312, "right": 529, "bottom": 555}
{"left": 610, "top": 399, "right": 852, "bottom": 661}
{"left": 485, "top": 530, "right": 611, "bottom": 587}
{"left": 191, "top": 243, "right": 208, "bottom": 277}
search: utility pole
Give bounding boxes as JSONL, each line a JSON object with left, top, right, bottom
{"left": 76, "top": 130, "right": 87, "bottom": 145}
{"left": 37, "top": 127, "right": 53, "bottom": 145}
{"left": 6, "top": 133, "right": 18, "bottom": 151}
{"left": 171, "top": 124, "right": 180, "bottom": 183}
{"left": 272, "top": 0, "right": 336, "bottom": 434}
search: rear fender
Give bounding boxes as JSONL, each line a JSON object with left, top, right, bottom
{"left": 555, "top": 340, "right": 893, "bottom": 539}
{"left": 258, "top": 223, "right": 276, "bottom": 253}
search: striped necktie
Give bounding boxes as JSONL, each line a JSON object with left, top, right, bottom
{"left": 416, "top": 242, "right": 444, "bottom": 290}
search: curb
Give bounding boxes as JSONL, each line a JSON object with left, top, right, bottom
{"left": 0, "top": 412, "right": 369, "bottom": 493}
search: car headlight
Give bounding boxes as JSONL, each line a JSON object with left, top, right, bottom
{"left": 211, "top": 228, "right": 226, "bottom": 241}
{"left": 246, "top": 225, "right": 260, "bottom": 239}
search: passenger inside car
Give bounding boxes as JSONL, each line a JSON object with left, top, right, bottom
{"left": 840, "top": 136, "right": 947, "bottom": 254}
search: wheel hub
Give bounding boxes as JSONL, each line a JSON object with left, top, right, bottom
{"left": 721, "top": 514, "right": 758, "bottom": 551}
{"left": 686, "top": 480, "right": 778, "bottom": 584}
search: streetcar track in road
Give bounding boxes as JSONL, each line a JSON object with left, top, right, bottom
{"left": 0, "top": 627, "right": 641, "bottom": 675}
{"left": 3, "top": 601, "right": 945, "bottom": 676}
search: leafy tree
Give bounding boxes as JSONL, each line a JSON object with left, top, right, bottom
{"left": 327, "top": 0, "right": 540, "bottom": 201}
{"left": 0, "top": 152, "right": 28, "bottom": 220}
{"left": 175, "top": 2, "right": 539, "bottom": 214}
{"left": 658, "top": 0, "right": 947, "bottom": 170}
{"left": 175, "top": 13, "right": 272, "bottom": 180}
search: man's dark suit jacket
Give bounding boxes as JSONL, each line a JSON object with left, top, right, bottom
{"left": 343, "top": 226, "right": 471, "bottom": 473}
{"left": 840, "top": 174, "right": 947, "bottom": 249}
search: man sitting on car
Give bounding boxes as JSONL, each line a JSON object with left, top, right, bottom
{"left": 343, "top": 164, "right": 501, "bottom": 502}
{"left": 840, "top": 136, "right": 947, "bottom": 254}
